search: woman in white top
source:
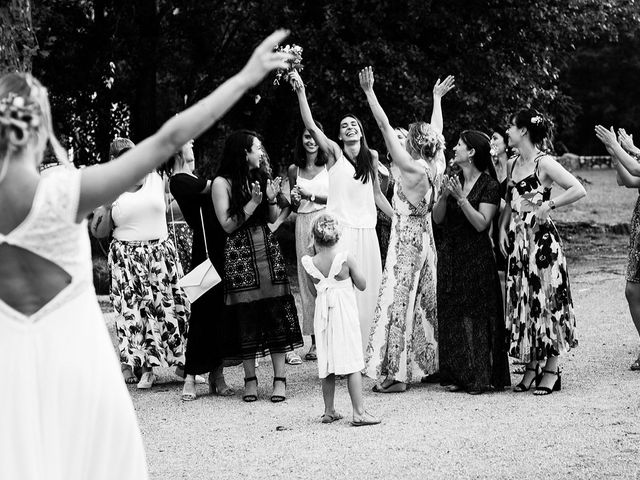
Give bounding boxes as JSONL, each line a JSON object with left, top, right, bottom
{"left": 287, "top": 121, "right": 330, "bottom": 361}
{"left": 107, "top": 137, "right": 191, "bottom": 389}
{"left": 289, "top": 69, "right": 393, "bottom": 353}
{"left": 0, "top": 30, "right": 294, "bottom": 480}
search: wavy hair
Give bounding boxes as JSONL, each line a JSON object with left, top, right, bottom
{"left": 338, "top": 113, "right": 374, "bottom": 184}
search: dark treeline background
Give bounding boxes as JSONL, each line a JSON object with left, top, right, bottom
{"left": 3, "top": 0, "right": 640, "bottom": 173}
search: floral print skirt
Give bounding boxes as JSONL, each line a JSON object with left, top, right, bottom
{"left": 505, "top": 215, "right": 578, "bottom": 362}
{"left": 626, "top": 195, "right": 640, "bottom": 283}
{"left": 109, "top": 237, "right": 190, "bottom": 369}
{"left": 222, "top": 224, "right": 303, "bottom": 360}
{"left": 168, "top": 221, "right": 193, "bottom": 275}
{"left": 364, "top": 212, "right": 438, "bottom": 383}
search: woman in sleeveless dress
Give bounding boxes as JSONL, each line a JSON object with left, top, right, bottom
{"left": 595, "top": 125, "right": 640, "bottom": 370}
{"left": 289, "top": 69, "right": 394, "bottom": 352}
{"left": 433, "top": 130, "right": 510, "bottom": 394}
{"left": 498, "top": 109, "right": 585, "bottom": 395}
{"left": 287, "top": 122, "right": 330, "bottom": 361}
{"left": 212, "top": 130, "right": 303, "bottom": 403}
{"left": 358, "top": 67, "right": 452, "bottom": 392}
{"left": 0, "top": 31, "right": 294, "bottom": 480}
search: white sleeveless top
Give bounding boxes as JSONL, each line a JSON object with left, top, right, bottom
{"left": 327, "top": 154, "right": 376, "bottom": 228}
{"left": 112, "top": 172, "right": 168, "bottom": 241}
{"left": 296, "top": 166, "right": 329, "bottom": 214}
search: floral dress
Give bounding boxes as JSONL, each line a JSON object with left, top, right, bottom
{"left": 365, "top": 163, "right": 438, "bottom": 383}
{"left": 505, "top": 155, "right": 578, "bottom": 362}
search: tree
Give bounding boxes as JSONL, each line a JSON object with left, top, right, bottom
{"left": 0, "top": 0, "right": 38, "bottom": 74}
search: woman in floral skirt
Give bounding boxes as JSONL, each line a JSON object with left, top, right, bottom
{"left": 498, "top": 109, "right": 586, "bottom": 395}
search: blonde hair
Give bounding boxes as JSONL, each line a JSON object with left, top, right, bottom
{"left": 109, "top": 137, "right": 135, "bottom": 158}
{"left": 406, "top": 122, "right": 445, "bottom": 161}
{"left": 0, "top": 73, "right": 68, "bottom": 168}
{"left": 312, "top": 213, "right": 341, "bottom": 247}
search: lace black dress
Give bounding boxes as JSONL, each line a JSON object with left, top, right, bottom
{"left": 437, "top": 172, "right": 511, "bottom": 391}
{"left": 219, "top": 176, "right": 303, "bottom": 360}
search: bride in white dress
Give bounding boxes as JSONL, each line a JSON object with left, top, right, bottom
{"left": 0, "top": 30, "right": 293, "bottom": 480}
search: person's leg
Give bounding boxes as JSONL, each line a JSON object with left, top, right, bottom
{"left": 210, "top": 365, "right": 234, "bottom": 396}
{"left": 535, "top": 355, "right": 560, "bottom": 394}
{"left": 242, "top": 359, "right": 258, "bottom": 401}
{"left": 625, "top": 282, "right": 640, "bottom": 366}
{"left": 182, "top": 374, "right": 196, "bottom": 400}
{"left": 347, "top": 372, "right": 380, "bottom": 425}
{"left": 513, "top": 357, "right": 541, "bottom": 392}
{"left": 306, "top": 335, "right": 317, "bottom": 360}
{"left": 271, "top": 352, "right": 286, "bottom": 400}
{"left": 321, "top": 375, "right": 337, "bottom": 417}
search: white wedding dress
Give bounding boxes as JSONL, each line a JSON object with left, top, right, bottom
{"left": 0, "top": 167, "right": 148, "bottom": 480}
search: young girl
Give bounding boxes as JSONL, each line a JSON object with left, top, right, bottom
{"left": 301, "top": 214, "right": 381, "bottom": 427}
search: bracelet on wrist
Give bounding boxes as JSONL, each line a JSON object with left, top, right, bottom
{"left": 268, "top": 199, "right": 278, "bottom": 205}
{"left": 243, "top": 206, "right": 255, "bottom": 217}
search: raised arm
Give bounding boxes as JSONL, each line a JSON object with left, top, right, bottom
{"left": 596, "top": 125, "right": 640, "bottom": 177}
{"left": 610, "top": 128, "right": 640, "bottom": 187}
{"left": 430, "top": 75, "right": 455, "bottom": 134}
{"left": 77, "top": 29, "right": 293, "bottom": 219}
{"left": 358, "top": 66, "right": 422, "bottom": 176}
{"left": 288, "top": 70, "right": 342, "bottom": 166}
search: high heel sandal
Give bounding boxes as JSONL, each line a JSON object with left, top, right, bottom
{"left": 181, "top": 379, "right": 197, "bottom": 401}
{"left": 533, "top": 368, "right": 561, "bottom": 395}
{"left": 209, "top": 375, "right": 234, "bottom": 396}
{"left": 242, "top": 376, "right": 258, "bottom": 402}
{"left": 271, "top": 377, "right": 286, "bottom": 403}
{"left": 513, "top": 364, "right": 541, "bottom": 392}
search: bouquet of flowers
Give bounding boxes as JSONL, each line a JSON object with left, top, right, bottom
{"left": 273, "top": 44, "right": 304, "bottom": 87}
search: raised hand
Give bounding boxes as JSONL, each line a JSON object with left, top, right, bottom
{"left": 266, "top": 177, "right": 282, "bottom": 201}
{"left": 250, "top": 181, "right": 262, "bottom": 204}
{"left": 446, "top": 175, "right": 465, "bottom": 201}
{"left": 618, "top": 128, "right": 637, "bottom": 154}
{"left": 288, "top": 69, "right": 305, "bottom": 91}
{"left": 359, "top": 66, "right": 375, "bottom": 92}
{"left": 240, "top": 29, "right": 294, "bottom": 88}
{"left": 594, "top": 125, "right": 619, "bottom": 150}
{"left": 433, "top": 75, "right": 455, "bottom": 100}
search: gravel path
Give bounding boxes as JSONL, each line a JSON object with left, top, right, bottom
{"left": 102, "top": 248, "right": 640, "bottom": 480}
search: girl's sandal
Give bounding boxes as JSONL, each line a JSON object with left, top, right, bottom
{"left": 320, "top": 412, "right": 344, "bottom": 424}
{"left": 351, "top": 411, "right": 381, "bottom": 427}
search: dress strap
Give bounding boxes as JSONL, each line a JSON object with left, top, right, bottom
{"left": 328, "top": 251, "right": 348, "bottom": 278}
{"left": 533, "top": 153, "right": 546, "bottom": 177}
{"left": 301, "top": 255, "right": 324, "bottom": 281}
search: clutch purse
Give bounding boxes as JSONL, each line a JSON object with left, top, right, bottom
{"left": 177, "top": 207, "right": 221, "bottom": 302}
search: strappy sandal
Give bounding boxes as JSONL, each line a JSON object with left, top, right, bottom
{"left": 513, "top": 364, "right": 541, "bottom": 392}
{"left": 285, "top": 352, "right": 302, "bottom": 365}
{"left": 242, "top": 376, "right": 258, "bottom": 402}
{"left": 320, "top": 412, "right": 344, "bottom": 424}
{"left": 271, "top": 377, "right": 286, "bottom": 403}
{"left": 533, "top": 368, "right": 561, "bottom": 396}
{"left": 122, "top": 365, "right": 138, "bottom": 385}
{"left": 137, "top": 371, "right": 157, "bottom": 389}
{"left": 181, "top": 379, "right": 197, "bottom": 401}
{"left": 209, "top": 375, "right": 234, "bottom": 397}
{"left": 351, "top": 411, "right": 381, "bottom": 427}
{"left": 305, "top": 345, "right": 317, "bottom": 361}
{"left": 372, "top": 380, "right": 407, "bottom": 393}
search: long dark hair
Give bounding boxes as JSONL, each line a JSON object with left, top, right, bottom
{"left": 490, "top": 125, "right": 514, "bottom": 157}
{"left": 460, "top": 130, "right": 497, "bottom": 182}
{"left": 217, "top": 129, "right": 270, "bottom": 220}
{"left": 293, "top": 121, "right": 328, "bottom": 168}
{"left": 338, "top": 113, "right": 374, "bottom": 184}
{"left": 510, "top": 109, "right": 554, "bottom": 146}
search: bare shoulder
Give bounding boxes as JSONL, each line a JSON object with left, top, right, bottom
{"left": 287, "top": 164, "right": 298, "bottom": 176}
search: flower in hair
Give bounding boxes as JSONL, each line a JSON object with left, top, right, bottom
{"left": 530, "top": 116, "right": 543, "bottom": 125}
{"left": 273, "top": 44, "right": 304, "bottom": 87}
{"left": 0, "top": 92, "right": 41, "bottom": 130}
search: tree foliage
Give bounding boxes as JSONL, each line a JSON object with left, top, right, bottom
{"left": 0, "top": 0, "right": 37, "bottom": 74}
{"left": 25, "top": 0, "right": 640, "bottom": 169}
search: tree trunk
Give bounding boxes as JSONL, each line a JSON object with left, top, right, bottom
{"left": 0, "top": 0, "right": 38, "bottom": 74}
{"left": 131, "top": 0, "right": 159, "bottom": 143}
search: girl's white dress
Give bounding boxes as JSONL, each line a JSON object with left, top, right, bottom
{"left": 0, "top": 167, "right": 148, "bottom": 480}
{"left": 327, "top": 154, "right": 382, "bottom": 352}
{"left": 301, "top": 251, "right": 364, "bottom": 378}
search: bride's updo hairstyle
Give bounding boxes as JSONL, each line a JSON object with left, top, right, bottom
{"left": 0, "top": 73, "right": 68, "bottom": 174}
{"left": 312, "top": 213, "right": 341, "bottom": 248}
{"left": 406, "top": 121, "right": 445, "bottom": 162}
{"left": 510, "top": 108, "right": 554, "bottom": 146}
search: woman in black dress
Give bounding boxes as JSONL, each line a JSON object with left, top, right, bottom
{"left": 212, "top": 130, "right": 303, "bottom": 403}
{"left": 168, "top": 141, "right": 233, "bottom": 401}
{"left": 432, "top": 130, "right": 510, "bottom": 394}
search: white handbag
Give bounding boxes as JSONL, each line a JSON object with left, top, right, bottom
{"left": 177, "top": 208, "right": 221, "bottom": 303}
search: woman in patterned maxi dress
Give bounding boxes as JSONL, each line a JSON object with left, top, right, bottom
{"left": 499, "top": 109, "right": 585, "bottom": 395}
{"left": 359, "top": 67, "right": 453, "bottom": 392}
